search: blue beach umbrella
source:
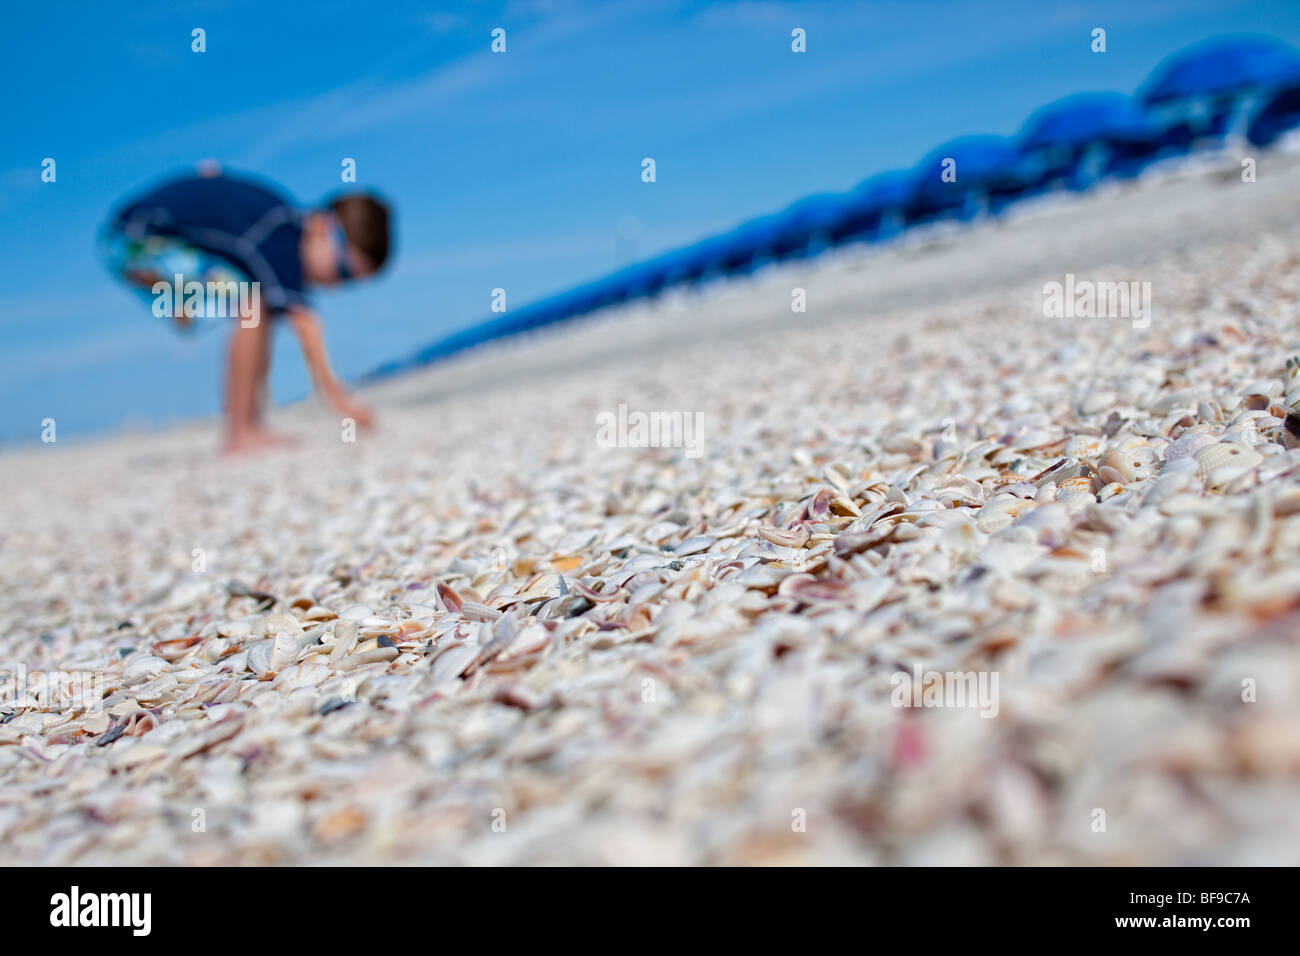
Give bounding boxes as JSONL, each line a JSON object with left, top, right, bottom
{"left": 1141, "top": 36, "right": 1300, "bottom": 145}
{"left": 908, "top": 135, "right": 1029, "bottom": 221}
{"left": 1021, "top": 92, "right": 1152, "bottom": 149}
{"left": 714, "top": 213, "right": 787, "bottom": 273}
{"left": 604, "top": 258, "right": 667, "bottom": 299}
{"left": 664, "top": 233, "right": 736, "bottom": 284}
{"left": 828, "top": 170, "right": 917, "bottom": 242}
{"left": 1140, "top": 35, "right": 1300, "bottom": 105}
{"left": 1019, "top": 92, "right": 1157, "bottom": 188}
{"left": 766, "top": 192, "right": 852, "bottom": 258}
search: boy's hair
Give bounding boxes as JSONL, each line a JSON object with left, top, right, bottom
{"left": 327, "top": 192, "right": 391, "bottom": 271}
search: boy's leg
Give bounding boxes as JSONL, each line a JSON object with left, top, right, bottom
{"left": 223, "top": 311, "right": 290, "bottom": 453}
{"left": 254, "top": 322, "right": 272, "bottom": 421}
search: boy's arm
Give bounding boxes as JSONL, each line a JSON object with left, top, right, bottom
{"left": 285, "top": 307, "right": 374, "bottom": 428}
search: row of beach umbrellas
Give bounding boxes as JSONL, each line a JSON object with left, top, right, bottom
{"left": 366, "top": 34, "right": 1300, "bottom": 381}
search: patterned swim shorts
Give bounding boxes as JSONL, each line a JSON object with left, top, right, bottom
{"left": 101, "top": 228, "right": 254, "bottom": 334}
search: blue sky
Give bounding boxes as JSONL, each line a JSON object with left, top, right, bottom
{"left": 3, "top": 0, "right": 1300, "bottom": 443}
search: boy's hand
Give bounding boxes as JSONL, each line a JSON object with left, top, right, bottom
{"left": 328, "top": 389, "right": 375, "bottom": 429}
{"left": 286, "top": 307, "right": 376, "bottom": 429}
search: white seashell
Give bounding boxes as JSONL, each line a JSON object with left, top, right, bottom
{"left": 268, "top": 630, "right": 298, "bottom": 672}
{"left": 1078, "top": 391, "right": 1116, "bottom": 416}
{"left": 881, "top": 434, "right": 923, "bottom": 456}
{"left": 246, "top": 641, "right": 272, "bottom": 677}
{"left": 1064, "top": 434, "right": 1103, "bottom": 458}
{"left": 123, "top": 656, "right": 167, "bottom": 684}
{"left": 1096, "top": 481, "right": 1125, "bottom": 501}
{"left": 431, "top": 644, "right": 476, "bottom": 683}
{"left": 938, "top": 521, "right": 977, "bottom": 559}
{"left": 642, "top": 521, "right": 681, "bottom": 544}
{"left": 1194, "top": 443, "right": 1263, "bottom": 487}
{"left": 262, "top": 612, "right": 303, "bottom": 636}
{"left": 461, "top": 602, "right": 502, "bottom": 623}
{"left": 1142, "top": 470, "right": 1197, "bottom": 507}
{"left": 1148, "top": 388, "right": 1199, "bottom": 415}
{"left": 328, "top": 619, "right": 359, "bottom": 666}
{"left": 1097, "top": 446, "right": 1159, "bottom": 484}
{"left": 674, "top": 536, "right": 715, "bottom": 556}
{"left": 1160, "top": 456, "right": 1200, "bottom": 475}
{"left": 1164, "top": 428, "right": 1217, "bottom": 462}
{"left": 1056, "top": 490, "right": 1093, "bottom": 514}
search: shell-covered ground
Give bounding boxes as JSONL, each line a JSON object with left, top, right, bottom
{"left": 3, "top": 158, "right": 1300, "bottom": 865}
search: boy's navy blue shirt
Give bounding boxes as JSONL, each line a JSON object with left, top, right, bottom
{"left": 110, "top": 172, "right": 308, "bottom": 314}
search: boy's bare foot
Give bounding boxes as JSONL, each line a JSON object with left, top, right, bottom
{"left": 223, "top": 429, "right": 296, "bottom": 456}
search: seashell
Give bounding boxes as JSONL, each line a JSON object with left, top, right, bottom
{"left": 829, "top": 494, "right": 861, "bottom": 517}
{"left": 1149, "top": 388, "right": 1199, "bottom": 415}
{"left": 1031, "top": 457, "right": 1084, "bottom": 489}
{"left": 731, "top": 564, "right": 785, "bottom": 589}
{"left": 262, "top": 613, "right": 303, "bottom": 636}
{"left": 437, "top": 583, "right": 463, "bottom": 612}
{"left": 1160, "top": 456, "right": 1199, "bottom": 475}
{"left": 1097, "top": 446, "right": 1159, "bottom": 484}
{"left": 538, "top": 594, "right": 593, "bottom": 620}
{"left": 778, "top": 574, "right": 854, "bottom": 604}
{"left": 339, "top": 604, "right": 372, "bottom": 620}
{"left": 998, "top": 481, "right": 1038, "bottom": 499}
{"left": 123, "top": 655, "right": 167, "bottom": 684}
{"left": 1142, "top": 470, "right": 1197, "bottom": 508}
{"left": 932, "top": 437, "right": 959, "bottom": 461}
{"left": 1057, "top": 475, "right": 1095, "bottom": 496}
{"left": 976, "top": 496, "right": 1036, "bottom": 533}
{"left": 1056, "top": 490, "right": 1094, "bottom": 514}
{"left": 1164, "top": 428, "right": 1217, "bottom": 462}
{"left": 1016, "top": 501, "right": 1070, "bottom": 535}
{"left": 267, "top": 630, "right": 298, "bottom": 672}
{"left": 342, "top": 645, "right": 399, "bottom": 669}
{"left": 430, "top": 644, "right": 477, "bottom": 683}
{"left": 152, "top": 636, "right": 201, "bottom": 661}
{"left": 461, "top": 602, "right": 502, "bottom": 622}
{"left": 1096, "top": 481, "right": 1125, "bottom": 501}
{"left": 938, "top": 521, "right": 977, "bottom": 560}
{"left": 881, "top": 434, "right": 923, "bottom": 456}
{"left": 216, "top": 620, "right": 252, "bottom": 640}
{"left": 1197, "top": 399, "right": 1223, "bottom": 423}
{"left": 808, "top": 488, "right": 836, "bottom": 519}
{"left": 757, "top": 525, "right": 810, "bottom": 548}
{"left": 674, "top": 536, "right": 715, "bottom": 556}
{"left": 1078, "top": 391, "right": 1116, "bottom": 416}
{"left": 246, "top": 641, "right": 272, "bottom": 677}
{"left": 571, "top": 581, "right": 622, "bottom": 603}
{"left": 1194, "top": 443, "right": 1263, "bottom": 488}
{"left": 1012, "top": 428, "right": 1062, "bottom": 450}
{"left": 833, "top": 521, "right": 903, "bottom": 557}
{"left": 328, "top": 619, "right": 359, "bottom": 666}
{"left": 643, "top": 521, "right": 682, "bottom": 544}
{"left": 1064, "top": 434, "right": 1103, "bottom": 458}
{"left": 822, "top": 462, "right": 853, "bottom": 491}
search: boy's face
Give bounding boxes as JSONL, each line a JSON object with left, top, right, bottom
{"left": 301, "top": 213, "right": 374, "bottom": 286}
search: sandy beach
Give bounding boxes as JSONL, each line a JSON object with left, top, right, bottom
{"left": 4, "top": 154, "right": 1300, "bottom": 865}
